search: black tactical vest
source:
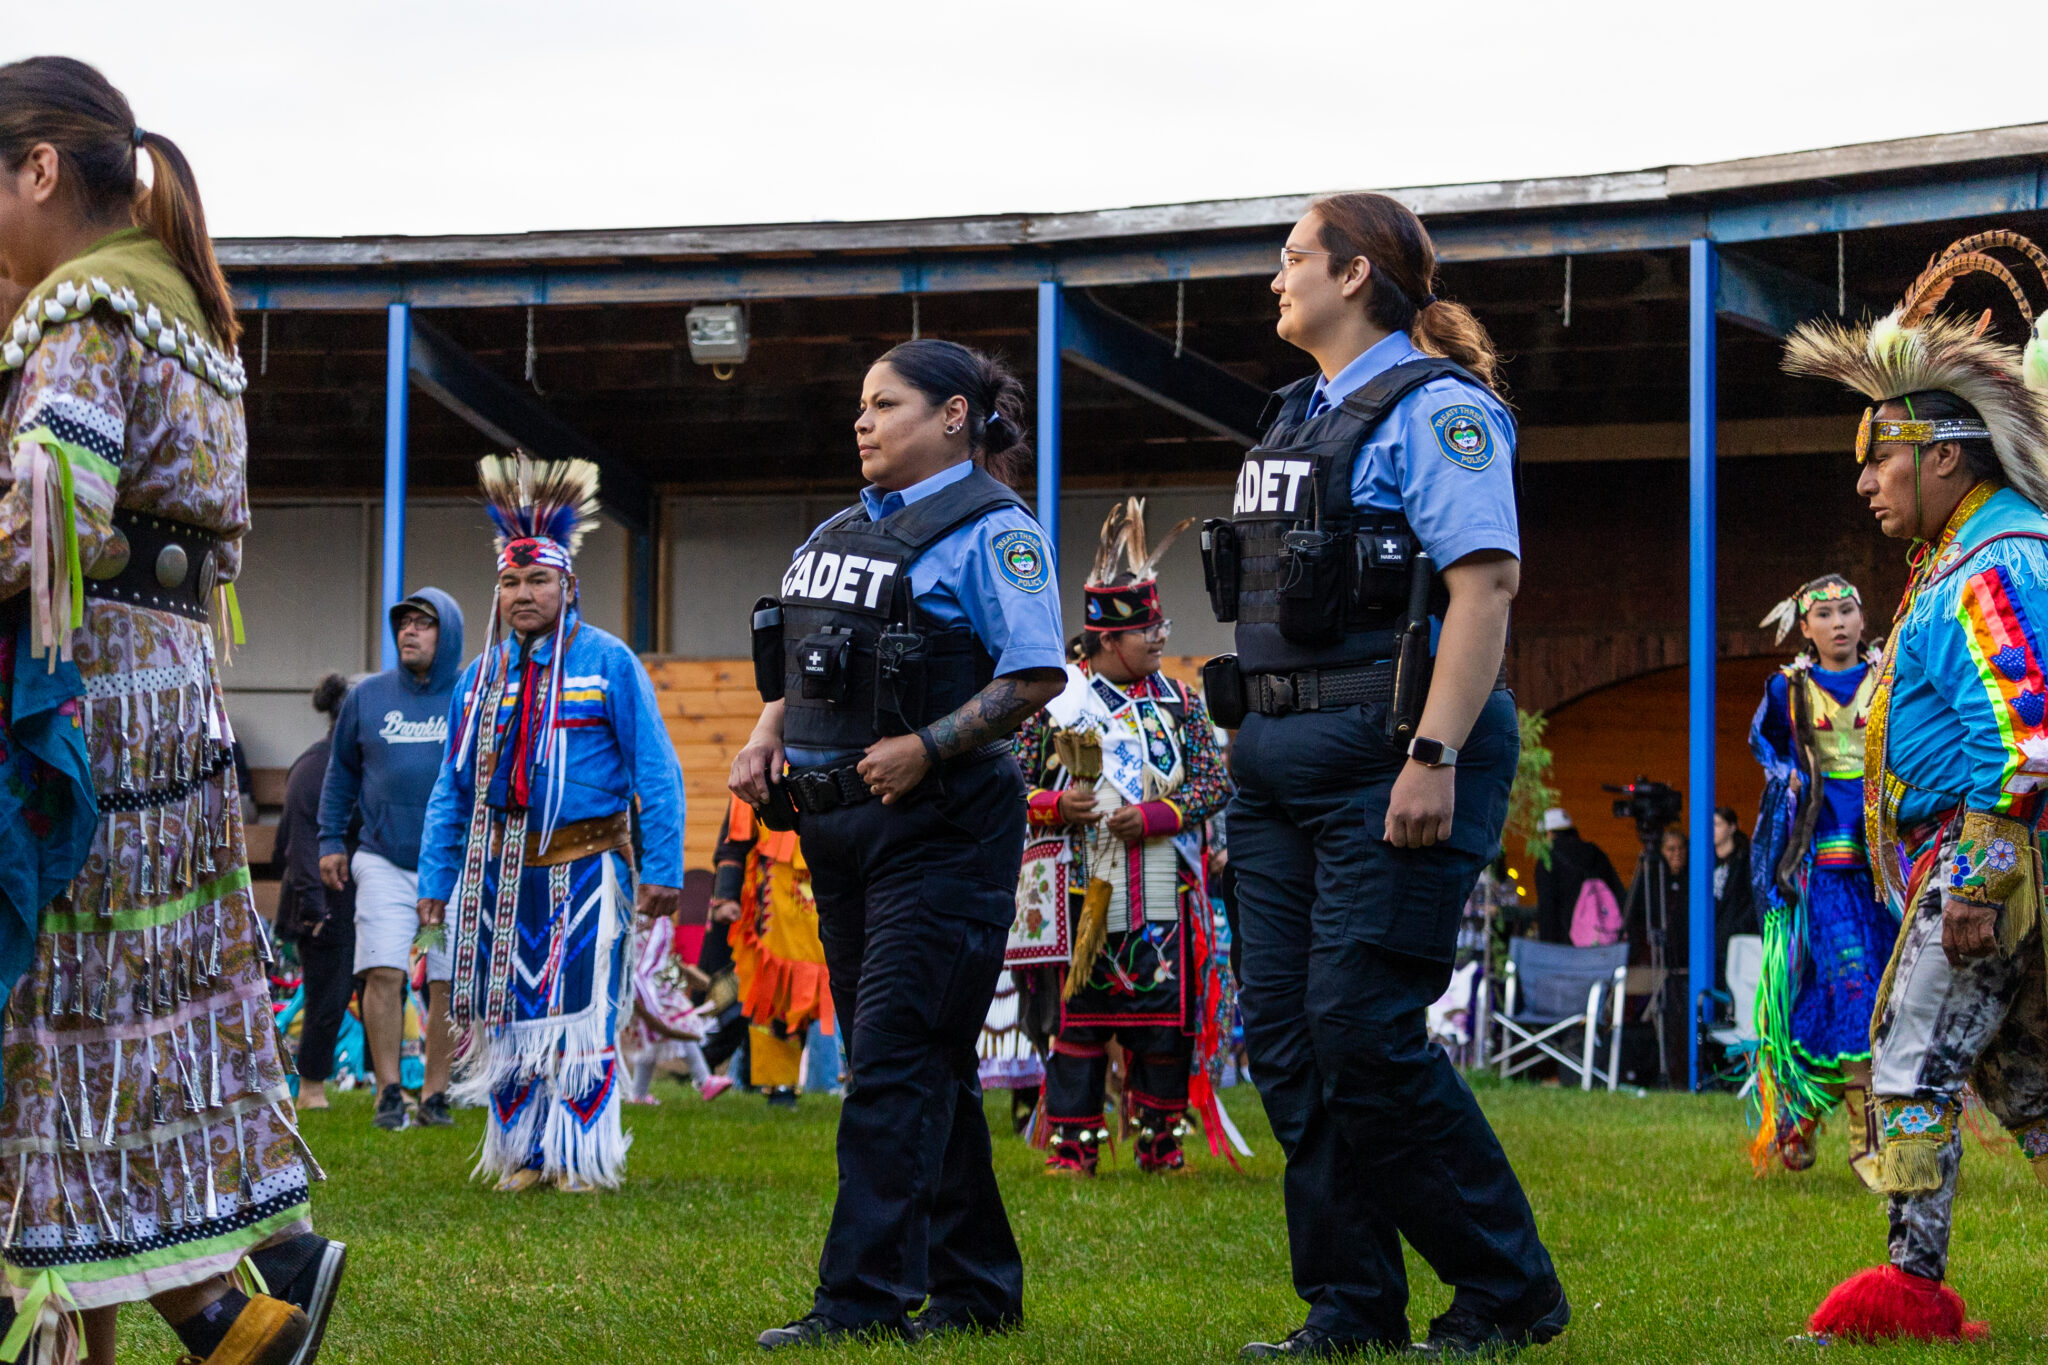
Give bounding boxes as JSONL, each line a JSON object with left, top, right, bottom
{"left": 780, "top": 466, "right": 1031, "bottom": 751}
{"left": 1223, "top": 356, "right": 1488, "bottom": 674}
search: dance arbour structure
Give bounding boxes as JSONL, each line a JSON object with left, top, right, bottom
{"left": 218, "top": 124, "right": 2048, "bottom": 1085}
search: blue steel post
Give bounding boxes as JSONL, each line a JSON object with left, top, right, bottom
{"left": 381, "top": 303, "right": 411, "bottom": 672}
{"left": 1687, "top": 239, "right": 1718, "bottom": 1091}
{"left": 1036, "top": 281, "right": 1062, "bottom": 571}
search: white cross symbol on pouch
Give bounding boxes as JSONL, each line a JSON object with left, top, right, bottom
{"left": 806, "top": 651, "right": 822, "bottom": 667}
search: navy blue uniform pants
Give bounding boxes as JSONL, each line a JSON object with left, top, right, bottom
{"left": 799, "top": 754, "right": 1026, "bottom": 1330}
{"left": 1230, "top": 691, "right": 1554, "bottom": 1344}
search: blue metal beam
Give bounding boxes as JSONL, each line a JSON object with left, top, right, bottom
{"left": 1058, "top": 290, "right": 1267, "bottom": 445}
{"left": 1714, "top": 248, "right": 1852, "bottom": 338}
{"left": 381, "top": 303, "right": 411, "bottom": 672}
{"left": 1687, "top": 240, "right": 1718, "bottom": 1093}
{"left": 230, "top": 166, "right": 2048, "bottom": 311}
{"left": 405, "top": 315, "right": 651, "bottom": 535}
{"left": 1036, "top": 282, "right": 1062, "bottom": 566}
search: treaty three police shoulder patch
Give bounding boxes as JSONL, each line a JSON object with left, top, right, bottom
{"left": 1431, "top": 404, "right": 1494, "bottom": 471}
{"left": 991, "top": 528, "right": 1051, "bottom": 593}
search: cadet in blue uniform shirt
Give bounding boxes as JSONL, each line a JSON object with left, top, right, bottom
{"left": 1221, "top": 193, "right": 1566, "bottom": 1360}
{"left": 733, "top": 340, "right": 1065, "bottom": 1350}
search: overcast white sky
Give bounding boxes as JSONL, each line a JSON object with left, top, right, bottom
{"left": 10, "top": 1, "right": 2048, "bottom": 240}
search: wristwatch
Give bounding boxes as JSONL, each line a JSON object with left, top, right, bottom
{"left": 1407, "top": 736, "right": 1459, "bottom": 768}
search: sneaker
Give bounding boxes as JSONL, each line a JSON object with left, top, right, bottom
{"left": 1043, "top": 1131, "right": 1099, "bottom": 1177}
{"left": 371, "top": 1084, "right": 410, "bottom": 1132}
{"left": 1241, "top": 1326, "right": 1401, "bottom": 1358}
{"left": 1136, "top": 1126, "right": 1189, "bottom": 1174}
{"left": 765, "top": 1087, "right": 799, "bottom": 1110}
{"left": 415, "top": 1093, "right": 454, "bottom": 1128}
{"left": 756, "top": 1311, "right": 900, "bottom": 1350}
{"left": 249, "top": 1234, "right": 347, "bottom": 1365}
{"left": 1411, "top": 1283, "right": 1571, "bottom": 1357}
{"left": 697, "top": 1075, "right": 735, "bottom": 1102}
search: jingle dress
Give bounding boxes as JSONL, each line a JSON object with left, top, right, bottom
{"left": 1749, "top": 659, "right": 1896, "bottom": 1144}
{"left": 0, "top": 230, "right": 314, "bottom": 1309}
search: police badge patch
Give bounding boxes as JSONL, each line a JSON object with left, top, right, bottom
{"left": 991, "top": 528, "right": 1051, "bottom": 593}
{"left": 1431, "top": 404, "right": 1494, "bottom": 470}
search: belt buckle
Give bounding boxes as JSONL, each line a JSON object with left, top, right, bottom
{"left": 1267, "top": 675, "right": 1294, "bottom": 715}
{"left": 792, "top": 771, "right": 835, "bottom": 814}
{"left": 1294, "top": 671, "right": 1321, "bottom": 712}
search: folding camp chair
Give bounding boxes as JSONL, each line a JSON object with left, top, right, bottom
{"left": 1492, "top": 939, "right": 1629, "bottom": 1091}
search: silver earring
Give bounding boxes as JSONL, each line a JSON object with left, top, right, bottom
{"left": 946, "top": 422, "right": 963, "bottom": 436}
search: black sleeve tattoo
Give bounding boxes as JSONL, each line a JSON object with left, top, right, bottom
{"left": 923, "top": 677, "right": 1044, "bottom": 760}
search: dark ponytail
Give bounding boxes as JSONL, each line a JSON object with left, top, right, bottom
{"left": 1311, "top": 190, "right": 1503, "bottom": 394}
{"left": 875, "top": 338, "right": 1034, "bottom": 490}
{"left": 0, "top": 56, "right": 239, "bottom": 346}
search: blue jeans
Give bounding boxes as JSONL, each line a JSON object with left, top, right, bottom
{"left": 1230, "top": 691, "right": 1555, "bottom": 1341}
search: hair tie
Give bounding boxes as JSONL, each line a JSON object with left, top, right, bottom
{"left": 983, "top": 410, "right": 1014, "bottom": 447}
{"left": 1419, "top": 293, "right": 1439, "bottom": 308}
{"left": 131, "top": 127, "right": 146, "bottom": 148}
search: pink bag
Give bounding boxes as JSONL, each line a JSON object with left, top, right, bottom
{"left": 1569, "top": 877, "right": 1623, "bottom": 947}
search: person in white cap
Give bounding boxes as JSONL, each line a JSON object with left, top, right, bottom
{"left": 1531, "top": 809, "right": 1622, "bottom": 945}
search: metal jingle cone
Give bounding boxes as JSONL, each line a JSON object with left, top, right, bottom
{"left": 88, "top": 970, "right": 109, "bottom": 1024}
{"left": 149, "top": 1077, "right": 167, "bottom": 1126}
{"left": 58, "top": 1094, "right": 80, "bottom": 1153}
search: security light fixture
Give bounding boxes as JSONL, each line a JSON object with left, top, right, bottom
{"left": 685, "top": 304, "right": 749, "bottom": 366}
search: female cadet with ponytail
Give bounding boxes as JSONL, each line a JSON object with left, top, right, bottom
{"left": 1213, "top": 193, "right": 1568, "bottom": 1358}
{"left": 731, "top": 339, "right": 1065, "bottom": 1348}
{"left": 0, "top": 56, "right": 343, "bottom": 1365}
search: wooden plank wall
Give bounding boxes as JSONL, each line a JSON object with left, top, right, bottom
{"left": 649, "top": 655, "right": 1212, "bottom": 871}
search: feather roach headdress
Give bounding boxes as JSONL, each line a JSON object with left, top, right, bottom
{"left": 1083, "top": 497, "right": 1194, "bottom": 633}
{"left": 479, "top": 451, "right": 602, "bottom": 576}
{"left": 453, "top": 451, "right": 603, "bottom": 848}
{"left": 1781, "top": 230, "right": 2048, "bottom": 512}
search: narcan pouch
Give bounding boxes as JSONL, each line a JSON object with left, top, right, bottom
{"left": 751, "top": 597, "right": 785, "bottom": 701}
{"left": 1201, "top": 519, "right": 1240, "bottom": 622}
{"left": 1277, "top": 529, "right": 1345, "bottom": 646}
{"left": 1201, "top": 653, "right": 1249, "bottom": 729}
{"left": 798, "top": 628, "right": 854, "bottom": 703}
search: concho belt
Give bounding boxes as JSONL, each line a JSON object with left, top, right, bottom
{"left": 83, "top": 508, "right": 225, "bottom": 621}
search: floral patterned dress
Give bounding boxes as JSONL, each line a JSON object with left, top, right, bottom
{"left": 0, "top": 234, "right": 313, "bottom": 1310}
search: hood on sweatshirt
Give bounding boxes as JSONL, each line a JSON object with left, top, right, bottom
{"left": 389, "top": 586, "right": 466, "bottom": 695}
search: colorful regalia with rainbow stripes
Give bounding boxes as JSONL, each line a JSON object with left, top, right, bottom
{"left": 1776, "top": 231, "right": 2048, "bottom": 1342}
{"left": 1746, "top": 577, "right": 1893, "bottom": 1183}
{"left": 416, "top": 455, "right": 685, "bottom": 1190}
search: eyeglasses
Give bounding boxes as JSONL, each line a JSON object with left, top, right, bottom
{"left": 1141, "top": 619, "right": 1173, "bottom": 643}
{"left": 1279, "top": 246, "right": 1332, "bottom": 271}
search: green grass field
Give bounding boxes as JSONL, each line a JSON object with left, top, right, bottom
{"left": 111, "top": 1076, "right": 2047, "bottom": 1364}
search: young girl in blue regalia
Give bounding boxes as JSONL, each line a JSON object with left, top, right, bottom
{"left": 1748, "top": 574, "right": 1895, "bottom": 1187}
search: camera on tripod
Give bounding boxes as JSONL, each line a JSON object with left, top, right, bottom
{"left": 1605, "top": 778, "right": 1683, "bottom": 845}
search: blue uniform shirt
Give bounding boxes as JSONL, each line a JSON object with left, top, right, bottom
{"left": 785, "top": 460, "right": 1067, "bottom": 767}
{"left": 1309, "top": 331, "right": 1520, "bottom": 569}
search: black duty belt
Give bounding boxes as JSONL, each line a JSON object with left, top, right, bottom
{"left": 83, "top": 509, "right": 225, "bottom": 621}
{"left": 1245, "top": 660, "right": 1506, "bottom": 716}
{"left": 784, "top": 740, "right": 1012, "bottom": 815}
{"left": 1245, "top": 660, "right": 1396, "bottom": 716}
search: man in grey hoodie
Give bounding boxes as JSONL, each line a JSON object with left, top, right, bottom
{"left": 319, "top": 588, "right": 466, "bottom": 1131}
